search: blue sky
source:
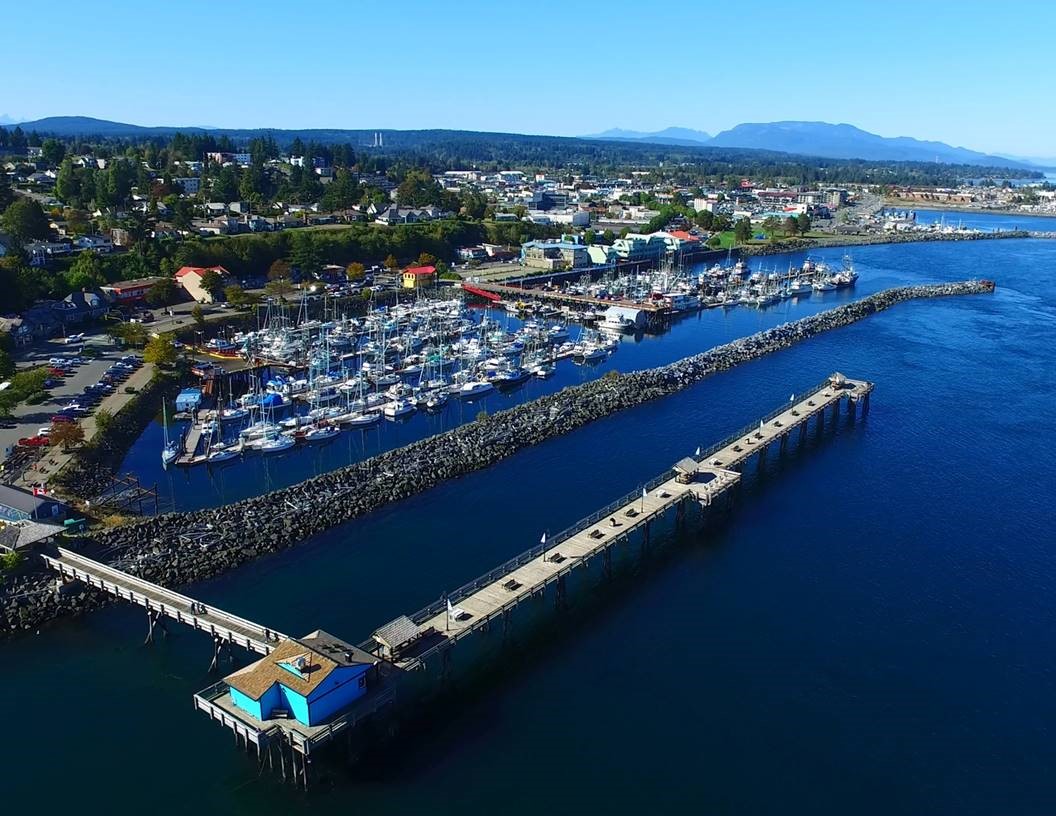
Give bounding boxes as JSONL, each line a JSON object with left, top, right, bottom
{"left": 4, "top": 0, "right": 1054, "bottom": 156}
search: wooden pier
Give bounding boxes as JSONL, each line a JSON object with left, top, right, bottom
{"left": 35, "top": 371, "right": 872, "bottom": 788}
{"left": 41, "top": 547, "right": 286, "bottom": 658}
{"left": 368, "top": 372, "right": 873, "bottom": 670}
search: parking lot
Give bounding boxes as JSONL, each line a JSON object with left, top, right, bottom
{"left": 1, "top": 332, "right": 147, "bottom": 471}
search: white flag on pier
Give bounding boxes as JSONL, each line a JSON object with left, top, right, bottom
{"left": 540, "top": 532, "right": 547, "bottom": 545}
{"left": 695, "top": 446, "right": 701, "bottom": 457}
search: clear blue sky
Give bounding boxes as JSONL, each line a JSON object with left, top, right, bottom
{"left": 4, "top": 0, "right": 1054, "bottom": 157}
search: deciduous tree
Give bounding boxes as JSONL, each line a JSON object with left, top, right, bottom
{"left": 50, "top": 421, "right": 84, "bottom": 450}
{"left": 143, "top": 333, "right": 177, "bottom": 366}
{"left": 2, "top": 197, "right": 50, "bottom": 242}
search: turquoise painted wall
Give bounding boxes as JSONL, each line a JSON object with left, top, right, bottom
{"left": 229, "top": 687, "right": 262, "bottom": 720}
{"left": 305, "top": 665, "right": 369, "bottom": 725}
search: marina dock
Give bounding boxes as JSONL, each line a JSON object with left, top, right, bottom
{"left": 37, "top": 372, "right": 872, "bottom": 787}
{"left": 463, "top": 280, "right": 668, "bottom": 314}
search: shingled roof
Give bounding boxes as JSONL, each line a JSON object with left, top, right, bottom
{"left": 225, "top": 630, "right": 373, "bottom": 701}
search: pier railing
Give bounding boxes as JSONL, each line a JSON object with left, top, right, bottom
{"left": 693, "top": 375, "right": 837, "bottom": 464}
{"left": 411, "top": 376, "right": 839, "bottom": 624}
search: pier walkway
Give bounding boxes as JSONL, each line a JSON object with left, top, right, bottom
{"left": 370, "top": 373, "right": 874, "bottom": 670}
{"left": 41, "top": 546, "right": 285, "bottom": 655}
{"left": 462, "top": 280, "right": 667, "bottom": 314}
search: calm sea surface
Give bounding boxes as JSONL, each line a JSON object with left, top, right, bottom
{"left": 6, "top": 227, "right": 1055, "bottom": 815}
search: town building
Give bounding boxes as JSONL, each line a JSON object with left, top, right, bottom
{"left": 176, "top": 265, "right": 229, "bottom": 303}
{"left": 521, "top": 239, "right": 591, "bottom": 270}
{"left": 0, "top": 485, "right": 68, "bottom": 523}
{"left": 401, "top": 265, "right": 437, "bottom": 289}
{"left": 173, "top": 177, "right": 201, "bottom": 195}
{"left": 56, "top": 290, "right": 108, "bottom": 323}
{"left": 610, "top": 233, "right": 666, "bottom": 263}
{"left": 101, "top": 277, "right": 167, "bottom": 304}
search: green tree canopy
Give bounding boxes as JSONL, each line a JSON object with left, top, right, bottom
{"left": 65, "top": 251, "right": 107, "bottom": 291}
{"left": 2, "top": 197, "right": 50, "bottom": 242}
{"left": 143, "top": 333, "right": 177, "bottom": 366}
{"left": 733, "top": 217, "right": 753, "bottom": 244}
{"left": 145, "top": 278, "right": 181, "bottom": 307}
{"left": 198, "top": 269, "right": 225, "bottom": 298}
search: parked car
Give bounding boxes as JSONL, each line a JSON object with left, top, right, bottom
{"left": 18, "top": 435, "right": 50, "bottom": 447}
{"left": 48, "top": 367, "right": 69, "bottom": 377}
{"left": 64, "top": 333, "right": 84, "bottom": 344}
{"left": 50, "top": 414, "right": 75, "bottom": 424}
{"left": 43, "top": 378, "right": 61, "bottom": 389}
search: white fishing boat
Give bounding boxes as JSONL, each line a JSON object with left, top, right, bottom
{"left": 424, "top": 390, "right": 449, "bottom": 410}
{"left": 304, "top": 424, "right": 340, "bottom": 443}
{"left": 383, "top": 398, "right": 417, "bottom": 419}
{"left": 456, "top": 380, "right": 495, "bottom": 399}
{"left": 219, "top": 406, "right": 249, "bottom": 422}
{"left": 788, "top": 279, "right": 812, "bottom": 296}
{"left": 813, "top": 278, "right": 837, "bottom": 292}
{"left": 340, "top": 412, "right": 382, "bottom": 428}
{"left": 207, "top": 445, "right": 239, "bottom": 464}
{"left": 258, "top": 433, "right": 295, "bottom": 454}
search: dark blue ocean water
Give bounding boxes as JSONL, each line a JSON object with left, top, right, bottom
{"left": 5, "top": 232, "right": 1055, "bottom": 815}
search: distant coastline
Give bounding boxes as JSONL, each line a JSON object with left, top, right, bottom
{"left": 882, "top": 199, "right": 1056, "bottom": 220}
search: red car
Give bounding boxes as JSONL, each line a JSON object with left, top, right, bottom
{"left": 48, "top": 367, "right": 69, "bottom": 377}
{"left": 50, "top": 414, "right": 75, "bottom": 424}
{"left": 18, "top": 435, "right": 50, "bottom": 447}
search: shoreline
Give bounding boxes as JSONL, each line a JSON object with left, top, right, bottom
{"left": 0, "top": 280, "right": 996, "bottom": 640}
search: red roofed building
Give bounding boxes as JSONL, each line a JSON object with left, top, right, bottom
{"left": 401, "top": 265, "right": 436, "bottom": 289}
{"left": 176, "top": 265, "right": 230, "bottom": 303}
{"left": 100, "top": 276, "right": 167, "bottom": 304}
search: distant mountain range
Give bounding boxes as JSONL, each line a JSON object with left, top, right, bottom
{"left": 583, "top": 127, "right": 712, "bottom": 147}
{"left": 4, "top": 115, "right": 1040, "bottom": 170}
{"left": 586, "top": 120, "right": 1032, "bottom": 169}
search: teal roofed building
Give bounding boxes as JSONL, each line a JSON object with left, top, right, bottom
{"left": 225, "top": 630, "right": 378, "bottom": 727}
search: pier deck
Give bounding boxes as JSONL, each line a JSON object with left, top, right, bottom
{"left": 375, "top": 373, "right": 873, "bottom": 670}
{"left": 406, "top": 467, "right": 740, "bottom": 662}
{"left": 42, "top": 547, "right": 285, "bottom": 654}
{"left": 175, "top": 423, "right": 205, "bottom": 466}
